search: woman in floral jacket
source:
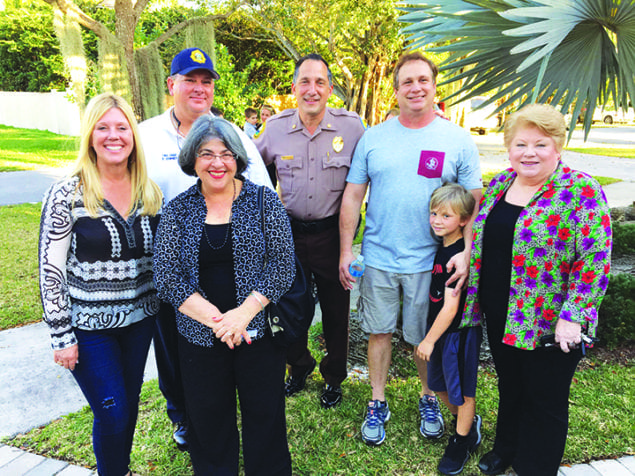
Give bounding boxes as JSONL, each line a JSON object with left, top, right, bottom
{"left": 460, "top": 104, "right": 611, "bottom": 476}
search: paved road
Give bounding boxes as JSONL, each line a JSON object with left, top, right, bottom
{"left": 473, "top": 130, "right": 635, "bottom": 208}
{"left": 570, "top": 125, "right": 635, "bottom": 146}
{"left": 0, "top": 168, "right": 66, "bottom": 206}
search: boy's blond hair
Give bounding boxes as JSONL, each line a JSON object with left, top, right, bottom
{"left": 429, "top": 182, "right": 475, "bottom": 222}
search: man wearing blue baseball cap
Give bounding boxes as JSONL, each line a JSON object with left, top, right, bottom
{"left": 139, "top": 47, "right": 272, "bottom": 451}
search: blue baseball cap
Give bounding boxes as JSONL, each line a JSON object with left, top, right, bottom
{"left": 170, "top": 47, "right": 220, "bottom": 79}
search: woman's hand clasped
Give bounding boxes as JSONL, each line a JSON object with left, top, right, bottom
{"left": 213, "top": 308, "right": 253, "bottom": 349}
{"left": 554, "top": 319, "right": 582, "bottom": 353}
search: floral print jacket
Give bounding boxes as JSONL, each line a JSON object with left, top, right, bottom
{"left": 460, "top": 162, "right": 612, "bottom": 350}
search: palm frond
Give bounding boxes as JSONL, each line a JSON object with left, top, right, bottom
{"left": 399, "top": 0, "right": 635, "bottom": 140}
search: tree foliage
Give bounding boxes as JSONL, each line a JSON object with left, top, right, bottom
{"left": 40, "top": 0, "right": 234, "bottom": 119}
{"left": 399, "top": 0, "right": 635, "bottom": 139}
{"left": 245, "top": 0, "right": 406, "bottom": 124}
{"left": 0, "top": 0, "right": 68, "bottom": 92}
{"left": 214, "top": 11, "right": 294, "bottom": 103}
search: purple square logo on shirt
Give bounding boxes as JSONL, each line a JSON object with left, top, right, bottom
{"left": 418, "top": 150, "right": 445, "bottom": 178}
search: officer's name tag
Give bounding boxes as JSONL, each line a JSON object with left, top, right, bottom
{"left": 418, "top": 150, "right": 445, "bottom": 178}
{"left": 161, "top": 153, "right": 178, "bottom": 161}
{"left": 280, "top": 155, "right": 294, "bottom": 160}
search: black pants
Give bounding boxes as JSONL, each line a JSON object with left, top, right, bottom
{"left": 179, "top": 333, "right": 291, "bottom": 476}
{"left": 287, "top": 225, "right": 350, "bottom": 386}
{"left": 486, "top": 314, "right": 582, "bottom": 476}
{"left": 153, "top": 301, "right": 187, "bottom": 424}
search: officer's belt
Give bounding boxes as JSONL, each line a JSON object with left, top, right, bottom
{"left": 289, "top": 214, "right": 339, "bottom": 235}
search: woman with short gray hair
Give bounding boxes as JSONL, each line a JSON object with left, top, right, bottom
{"left": 154, "top": 115, "right": 295, "bottom": 474}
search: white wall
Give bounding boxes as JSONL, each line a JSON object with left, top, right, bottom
{"left": 0, "top": 90, "right": 81, "bottom": 136}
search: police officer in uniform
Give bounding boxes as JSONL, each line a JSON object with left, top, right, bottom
{"left": 255, "top": 53, "right": 365, "bottom": 408}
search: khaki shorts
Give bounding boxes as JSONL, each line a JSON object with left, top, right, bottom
{"left": 358, "top": 266, "right": 431, "bottom": 345}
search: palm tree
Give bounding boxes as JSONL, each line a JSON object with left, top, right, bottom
{"left": 399, "top": 0, "right": 635, "bottom": 139}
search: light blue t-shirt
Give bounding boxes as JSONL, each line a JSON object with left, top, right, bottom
{"left": 347, "top": 116, "right": 482, "bottom": 273}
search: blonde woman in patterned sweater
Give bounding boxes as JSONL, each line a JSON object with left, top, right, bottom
{"left": 39, "top": 93, "right": 162, "bottom": 476}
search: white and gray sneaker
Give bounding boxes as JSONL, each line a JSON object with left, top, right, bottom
{"left": 419, "top": 394, "right": 445, "bottom": 439}
{"left": 361, "top": 400, "right": 391, "bottom": 446}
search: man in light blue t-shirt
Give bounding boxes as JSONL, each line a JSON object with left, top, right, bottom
{"left": 339, "top": 52, "right": 482, "bottom": 449}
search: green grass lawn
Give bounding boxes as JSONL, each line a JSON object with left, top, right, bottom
{"left": 0, "top": 203, "right": 42, "bottom": 329}
{"left": 567, "top": 147, "right": 635, "bottom": 159}
{"left": 481, "top": 172, "right": 621, "bottom": 188}
{"left": 5, "top": 352, "right": 633, "bottom": 475}
{"left": 0, "top": 125, "right": 78, "bottom": 172}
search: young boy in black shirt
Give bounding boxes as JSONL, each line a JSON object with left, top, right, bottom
{"left": 416, "top": 183, "right": 482, "bottom": 475}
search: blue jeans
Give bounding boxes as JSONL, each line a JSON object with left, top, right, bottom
{"left": 72, "top": 317, "right": 155, "bottom": 476}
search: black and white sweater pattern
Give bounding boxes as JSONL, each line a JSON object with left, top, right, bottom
{"left": 39, "top": 176, "right": 160, "bottom": 350}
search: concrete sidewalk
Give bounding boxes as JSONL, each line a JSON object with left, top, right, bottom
{"left": 0, "top": 322, "right": 158, "bottom": 439}
{"left": 0, "top": 322, "right": 158, "bottom": 475}
{"left": 2, "top": 446, "right": 634, "bottom": 476}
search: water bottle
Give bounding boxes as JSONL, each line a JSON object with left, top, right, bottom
{"left": 349, "top": 254, "right": 365, "bottom": 278}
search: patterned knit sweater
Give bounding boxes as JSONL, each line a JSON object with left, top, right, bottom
{"left": 39, "top": 176, "right": 160, "bottom": 350}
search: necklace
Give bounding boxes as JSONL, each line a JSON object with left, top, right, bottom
{"left": 171, "top": 108, "right": 186, "bottom": 138}
{"left": 203, "top": 179, "right": 237, "bottom": 250}
{"left": 204, "top": 222, "right": 231, "bottom": 250}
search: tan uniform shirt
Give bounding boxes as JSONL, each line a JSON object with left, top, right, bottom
{"left": 255, "top": 107, "right": 365, "bottom": 221}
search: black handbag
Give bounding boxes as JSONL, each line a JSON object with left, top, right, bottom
{"left": 257, "top": 186, "right": 315, "bottom": 347}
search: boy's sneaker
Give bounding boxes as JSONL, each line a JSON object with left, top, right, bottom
{"left": 468, "top": 414, "right": 482, "bottom": 451}
{"left": 361, "top": 400, "right": 391, "bottom": 446}
{"left": 438, "top": 415, "right": 482, "bottom": 475}
{"left": 438, "top": 434, "right": 470, "bottom": 475}
{"left": 419, "top": 394, "right": 444, "bottom": 439}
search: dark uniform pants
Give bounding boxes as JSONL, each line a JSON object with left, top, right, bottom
{"left": 153, "top": 301, "right": 187, "bottom": 424}
{"left": 287, "top": 226, "right": 350, "bottom": 386}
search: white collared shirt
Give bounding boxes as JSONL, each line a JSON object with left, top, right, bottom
{"left": 139, "top": 108, "right": 273, "bottom": 202}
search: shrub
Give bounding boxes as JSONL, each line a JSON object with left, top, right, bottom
{"left": 597, "top": 273, "right": 635, "bottom": 349}
{"left": 612, "top": 222, "right": 635, "bottom": 256}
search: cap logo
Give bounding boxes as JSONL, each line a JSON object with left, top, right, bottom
{"left": 191, "top": 50, "right": 206, "bottom": 64}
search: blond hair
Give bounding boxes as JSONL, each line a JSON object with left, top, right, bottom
{"left": 429, "top": 183, "right": 475, "bottom": 222}
{"left": 72, "top": 93, "right": 162, "bottom": 217}
{"left": 261, "top": 104, "right": 276, "bottom": 116}
{"left": 504, "top": 103, "right": 566, "bottom": 152}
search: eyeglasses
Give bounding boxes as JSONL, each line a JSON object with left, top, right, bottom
{"left": 196, "top": 151, "right": 236, "bottom": 162}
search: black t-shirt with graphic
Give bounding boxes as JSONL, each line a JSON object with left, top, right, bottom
{"left": 427, "top": 238, "right": 467, "bottom": 333}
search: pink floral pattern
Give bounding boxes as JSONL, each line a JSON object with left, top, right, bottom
{"left": 460, "top": 162, "right": 612, "bottom": 350}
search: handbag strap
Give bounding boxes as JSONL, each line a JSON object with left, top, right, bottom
{"left": 257, "top": 185, "right": 267, "bottom": 257}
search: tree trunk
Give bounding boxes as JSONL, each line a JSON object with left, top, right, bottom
{"left": 115, "top": 0, "right": 142, "bottom": 118}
